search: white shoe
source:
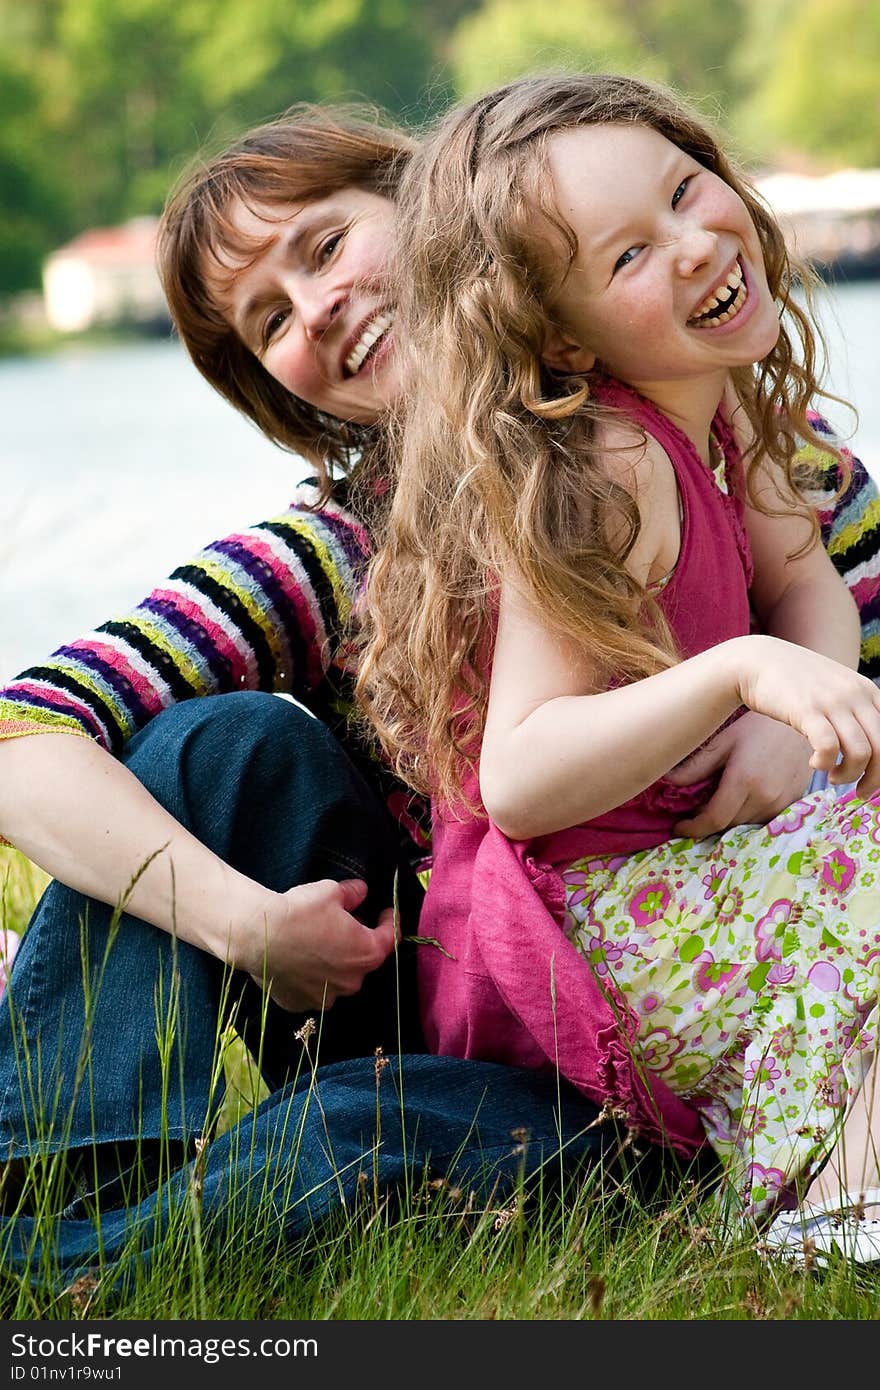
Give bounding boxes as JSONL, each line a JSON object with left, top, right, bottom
{"left": 763, "top": 1189, "right": 880, "bottom": 1269}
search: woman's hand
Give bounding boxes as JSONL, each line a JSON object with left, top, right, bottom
{"left": 233, "top": 877, "right": 398, "bottom": 1013}
{"left": 727, "top": 635, "right": 880, "bottom": 796}
{"left": 668, "top": 711, "right": 814, "bottom": 835}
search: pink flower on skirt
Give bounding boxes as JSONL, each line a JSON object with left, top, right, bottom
{"left": 638, "top": 1026, "right": 685, "bottom": 1073}
{"left": 628, "top": 880, "right": 671, "bottom": 928}
{"left": 754, "top": 899, "right": 794, "bottom": 963}
{"left": 638, "top": 992, "right": 664, "bottom": 1015}
{"left": 770, "top": 1023, "right": 798, "bottom": 1059}
{"left": 820, "top": 848, "right": 856, "bottom": 894}
{"left": 701, "top": 866, "right": 728, "bottom": 900}
{"left": 582, "top": 935, "right": 639, "bottom": 978}
{"left": 743, "top": 1160, "right": 788, "bottom": 1212}
{"left": 767, "top": 799, "right": 815, "bottom": 837}
{"left": 739, "top": 1108, "right": 769, "bottom": 1140}
{"left": 693, "top": 952, "right": 741, "bottom": 995}
{"left": 744, "top": 1055, "right": 783, "bottom": 1089}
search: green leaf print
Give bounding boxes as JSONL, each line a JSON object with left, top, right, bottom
{"left": 679, "top": 935, "right": 704, "bottom": 963}
{"left": 748, "top": 961, "right": 771, "bottom": 992}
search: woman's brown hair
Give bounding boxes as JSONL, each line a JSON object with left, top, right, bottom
{"left": 157, "top": 104, "right": 416, "bottom": 499}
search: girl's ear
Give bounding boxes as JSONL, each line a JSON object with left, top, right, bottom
{"left": 541, "top": 325, "right": 595, "bottom": 374}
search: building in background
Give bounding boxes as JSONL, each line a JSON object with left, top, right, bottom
{"left": 755, "top": 168, "right": 880, "bottom": 282}
{"left": 42, "top": 217, "right": 170, "bottom": 334}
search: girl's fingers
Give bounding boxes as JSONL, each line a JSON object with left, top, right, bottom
{"left": 828, "top": 712, "right": 875, "bottom": 785}
{"left": 853, "top": 718, "right": 880, "bottom": 798}
{"left": 802, "top": 713, "right": 842, "bottom": 773}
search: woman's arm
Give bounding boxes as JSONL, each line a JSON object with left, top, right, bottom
{"left": 0, "top": 487, "right": 393, "bottom": 1009}
{"left": 0, "top": 482, "right": 366, "bottom": 756}
{"left": 0, "top": 731, "right": 394, "bottom": 1011}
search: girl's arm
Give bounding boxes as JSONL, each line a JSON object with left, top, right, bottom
{"left": 745, "top": 454, "right": 861, "bottom": 665}
{"left": 481, "top": 600, "right": 880, "bottom": 841}
{"left": 669, "top": 440, "right": 863, "bottom": 835}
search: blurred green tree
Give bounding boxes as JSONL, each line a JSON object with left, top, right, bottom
{"left": 737, "top": 0, "right": 880, "bottom": 166}
{"left": 449, "top": 0, "right": 660, "bottom": 96}
{"left": 0, "top": 54, "right": 67, "bottom": 295}
{"left": 1, "top": 0, "right": 877, "bottom": 304}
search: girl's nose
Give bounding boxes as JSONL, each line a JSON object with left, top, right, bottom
{"left": 675, "top": 225, "right": 718, "bottom": 276}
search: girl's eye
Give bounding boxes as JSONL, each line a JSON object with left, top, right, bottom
{"left": 261, "top": 308, "right": 289, "bottom": 347}
{"left": 671, "top": 177, "right": 692, "bottom": 209}
{"left": 613, "top": 246, "right": 642, "bottom": 273}
{"left": 317, "top": 231, "right": 344, "bottom": 264}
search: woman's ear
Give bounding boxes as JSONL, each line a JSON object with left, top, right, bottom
{"left": 541, "top": 325, "right": 595, "bottom": 374}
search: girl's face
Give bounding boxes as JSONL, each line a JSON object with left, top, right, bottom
{"left": 210, "top": 187, "right": 398, "bottom": 425}
{"left": 541, "top": 124, "right": 781, "bottom": 410}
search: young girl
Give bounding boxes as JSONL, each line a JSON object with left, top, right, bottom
{"left": 358, "top": 72, "right": 880, "bottom": 1251}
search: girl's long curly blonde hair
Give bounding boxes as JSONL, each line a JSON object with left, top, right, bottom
{"left": 356, "top": 72, "right": 842, "bottom": 809}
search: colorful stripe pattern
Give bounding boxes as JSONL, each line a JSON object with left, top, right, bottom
{"left": 0, "top": 481, "right": 431, "bottom": 863}
{"left": 803, "top": 415, "right": 880, "bottom": 681}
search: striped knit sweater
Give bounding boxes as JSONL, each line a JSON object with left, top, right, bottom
{"left": 0, "top": 479, "right": 432, "bottom": 866}
{"left": 807, "top": 414, "right": 880, "bottom": 680}
{"left": 1, "top": 426, "right": 878, "bottom": 864}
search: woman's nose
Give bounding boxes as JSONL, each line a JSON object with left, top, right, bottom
{"left": 299, "top": 282, "right": 345, "bottom": 340}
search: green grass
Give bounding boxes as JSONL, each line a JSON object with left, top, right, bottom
{"left": 0, "top": 846, "right": 878, "bottom": 1321}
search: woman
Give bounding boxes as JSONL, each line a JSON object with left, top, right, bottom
{"left": 0, "top": 102, "right": 872, "bottom": 1276}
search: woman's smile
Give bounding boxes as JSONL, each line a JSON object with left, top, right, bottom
{"left": 211, "top": 187, "right": 400, "bottom": 425}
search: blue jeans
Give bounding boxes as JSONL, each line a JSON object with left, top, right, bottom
{"left": 0, "top": 694, "right": 685, "bottom": 1283}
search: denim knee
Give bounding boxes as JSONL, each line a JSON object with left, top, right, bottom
{"left": 121, "top": 692, "right": 403, "bottom": 900}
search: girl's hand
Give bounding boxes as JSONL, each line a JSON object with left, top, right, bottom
{"left": 729, "top": 635, "right": 880, "bottom": 796}
{"left": 234, "top": 878, "right": 398, "bottom": 1013}
{"left": 668, "top": 712, "right": 813, "bottom": 835}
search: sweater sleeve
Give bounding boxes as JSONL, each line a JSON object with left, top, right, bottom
{"left": 800, "top": 412, "right": 880, "bottom": 681}
{"left": 0, "top": 483, "right": 371, "bottom": 753}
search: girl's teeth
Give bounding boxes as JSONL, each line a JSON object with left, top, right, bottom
{"left": 689, "top": 262, "right": 746, "bottom": 327}
{"left": 345, "top": 312, "right": 393, "bottom": 374}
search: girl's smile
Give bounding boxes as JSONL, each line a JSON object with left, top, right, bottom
{"left": 541, "top": 124, "right": 781, "bottom": 434}
{"left": 208, "top": 187, "right": 399, "bottom": 425}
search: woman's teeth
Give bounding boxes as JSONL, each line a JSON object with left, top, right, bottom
{"left": 345, "top": 312, "right": 393, "bottom": 375}
{"left": 688, "top": 262, "right": 747, "bottom": 328}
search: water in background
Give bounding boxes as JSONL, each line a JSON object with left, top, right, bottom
{"left": 0, "top": 338, "right": 296, "bottom": 681}
{"left": 1, "top": 281, "right": 878, "bottom": 682}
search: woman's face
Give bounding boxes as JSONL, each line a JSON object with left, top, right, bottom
{"left": 210, "top": 187, "right": 399, "bottom": 425}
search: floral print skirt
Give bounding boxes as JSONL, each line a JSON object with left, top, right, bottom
{"left": 562, "top": 789, "right": 880, "bottom": 1224}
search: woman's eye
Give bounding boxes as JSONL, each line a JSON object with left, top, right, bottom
{"left": 613, "top": 246, "right": 642, "bottom": 273}
{"left": 672, "top": 177, "right": 692, "bottom": 209}
{"left": 317, "top": 231, "right": 344, "bottom": 264}
{"left": 262, "top": 308, "right": 289, "bottom": 346}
